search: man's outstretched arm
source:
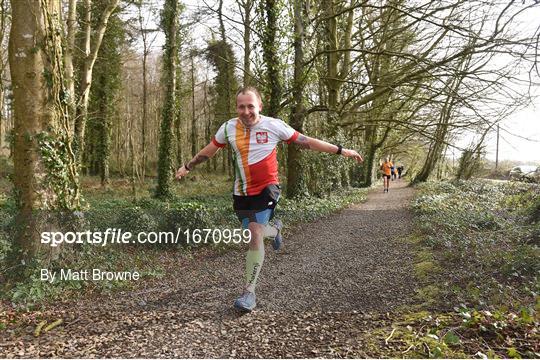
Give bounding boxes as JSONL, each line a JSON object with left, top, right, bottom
{"left": 175, "top": 142, "right": 221, "bottom": 180}
{"left": 292, "top": 134, "right": 364, "bottom": 163}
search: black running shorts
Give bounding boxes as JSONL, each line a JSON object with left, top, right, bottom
{"left": 233, "top": 184, "right": 281, "bottom": 227}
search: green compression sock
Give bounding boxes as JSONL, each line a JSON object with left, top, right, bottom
{"left": 245, "top": 248, "right": 265, "bottom": 293}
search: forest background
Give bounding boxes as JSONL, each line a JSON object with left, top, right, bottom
{"left": 0, "top": 0, "right": 539, "bottom": 300}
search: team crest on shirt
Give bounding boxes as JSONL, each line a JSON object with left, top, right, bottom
{"left": 256, "top": 132, "right": 268, "bottom": 144}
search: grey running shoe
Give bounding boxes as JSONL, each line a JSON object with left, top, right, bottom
{"left": 272, "top": 219, "right": 283, "bottom": 251}
{"left": 234, "top": 291, "right": 256, "bottom": 312}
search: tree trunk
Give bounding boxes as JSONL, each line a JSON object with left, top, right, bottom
{"left": 321, "top": 0, "right": 353, "bottom": 135}
{"left": 323, "top": 0, "right": 339, "bottom": 111}
{"left": 412, "top": 101, "right": 453, "bottom": 183}
{"left": 362, "top": 124, "right": 378, "bottom": 187}
{"left": 174, "top": 53, "right": 183, "bottom": 166}
{"left": 240, "top": 0, "right": 253, "bottom": 86}
{"left": 413, "top": 47, "right": 473, "bottom": 183}
{"left": 0, "top": 85, "right": 4, "bottom": 155}
{"left": 0, "top": 0, "right": 7, "bottom": 154}
{"left": 218, "top": 0, "right": 231, "bottom": 118}
{"left": 129, "top": 103, "right": 137, "bottom": 197}
{"left": 286, "top": 0, "right": 306, "bottom": 198}
{"left": 8, "top": 0, "right": 79, "bottom": 266}
{"left": 261, "top": 0, "right": 282, "bottom": 117}
{"left": 138, "top": 2, "right": 149, "bottom": 180}
{"left": 73, "top": 0, "right": 120, "bottom": 165}
{"left": 217, "top": 0, "right": 234, "bottom": 176}
{"left": 141, "top": 42, "right": 148, "bottom": 179}
{"left": 359, "top": 1, "right": 402, "bottom": 186}
{"left": 156, "top": 0, "right": 179, "bottom": 199}
{"left": 64, "top": 0, "right": 76, "bottom": 124}
{"left": 99, "top": 109, "right": 110, "bottom": 187}
{"left": 0, "top": 88, "right": 3, "bottom": 153}
{"left": 190, "top": 52, "right": 197, "bottom": 156}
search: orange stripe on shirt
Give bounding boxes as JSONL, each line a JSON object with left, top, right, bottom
{"left": 235, "top": 120, "right": 251, "bottom": 195}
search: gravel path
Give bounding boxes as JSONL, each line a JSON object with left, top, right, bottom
{"left": 1, "top": 180, "right": 418, "bottom": 358}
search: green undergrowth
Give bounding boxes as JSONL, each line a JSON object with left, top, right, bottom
{"left": 0, "top": 174, "right": 367, "bottom": 307}
{"left": 411, "top": 179, "right": 539, "bottom": 309}
{"left": 402, "top": 179, "right": 539, "bottom": 357}
{"left": 364, "top": 306, "right": 539, "bottom": 358}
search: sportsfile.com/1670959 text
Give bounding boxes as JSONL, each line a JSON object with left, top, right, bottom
{"left": 40, "top": 228, "right": 252, "bottom": 247}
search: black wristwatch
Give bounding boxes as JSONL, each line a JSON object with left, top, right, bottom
{"left": 184, "top": 162, "right": 192, "bottom": 171}
{"left": 336, "top": 144, "right": 343, "bottom": 155}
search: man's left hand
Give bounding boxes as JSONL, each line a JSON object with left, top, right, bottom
{"left": 175, "top": 165, "right": 190, "bottom": 180}
{"left": 342, "top": 149, "right": 364, "bottom": 163}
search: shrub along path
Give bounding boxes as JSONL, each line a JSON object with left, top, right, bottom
{"left": 1, "top": 180, "right": 419, "bottom": 358}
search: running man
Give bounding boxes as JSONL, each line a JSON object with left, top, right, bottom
{"left": 175, "top": 86, "right": 363, "bottom": 312}
{"left": 380, "top": 156, "right": 393, "bottom": 193}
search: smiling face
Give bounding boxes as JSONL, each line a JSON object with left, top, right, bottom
{"left": 236, "top": 91, "right": 262, "bottom": 128}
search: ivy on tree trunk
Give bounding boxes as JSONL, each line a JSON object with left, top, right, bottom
{"left": 156, "top": 0, "right": 180, "bottom": 199}
{"left": 8, "top": 0, "right": 80, "bottom": 269}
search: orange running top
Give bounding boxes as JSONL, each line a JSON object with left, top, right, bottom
{"left": 381, "top": 161, "right": 393, "bottom": 176}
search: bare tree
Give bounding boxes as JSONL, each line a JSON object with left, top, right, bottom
{"left": 236, "top": 0, "right": 254, "bottom": 86}
{"left": 135, "top": 0, "right": 159, "bottom": 180}
{"left": 73, "top": 0, "right": 120, "bottom": 164}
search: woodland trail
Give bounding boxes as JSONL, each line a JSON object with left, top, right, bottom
{"left": 1, "top": 180, "right": 419, "bottom": 358}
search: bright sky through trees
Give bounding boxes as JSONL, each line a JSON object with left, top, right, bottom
{"left": 464, "top": 5, "right": 540, "bottom": 164}
{"left": 139, "top": 0, "right": 540, "bottom": 163}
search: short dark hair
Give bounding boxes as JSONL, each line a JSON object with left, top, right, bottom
{"left": 236, "top": 86, "right": 262, "bottom": 105}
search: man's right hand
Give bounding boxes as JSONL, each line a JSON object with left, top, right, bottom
{"left": 175, "top": 165, "right": 189, "bottom": 180}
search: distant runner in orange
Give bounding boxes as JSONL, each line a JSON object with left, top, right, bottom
{"left": 380, "top": 156, "right": 393, "bottom": 193}
{"left": 176, "top": 86, "right": 364, "bottom": 312}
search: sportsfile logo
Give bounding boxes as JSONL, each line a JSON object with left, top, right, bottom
{"left": 40, "top": 228, "right": 252, "bottom": 247}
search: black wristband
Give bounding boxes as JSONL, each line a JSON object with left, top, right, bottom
{"left": 184, "top": 162, "right": 192, "bottom": 171}
{"left": 336, "top": 144, "right": 343, "bottom": 155}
